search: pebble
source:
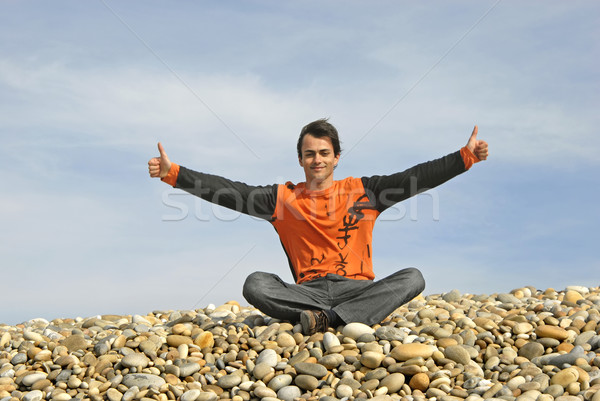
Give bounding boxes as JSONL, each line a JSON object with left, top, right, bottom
{"left": 390, "top": 343, "right": 436, "bottom": 361}
{"left": 256, "top": 348, "right": 278, "bottom": 367}
{"left": 444, "top": 345, "right": 471, "bottom": 365}
{"left": 1, "top": 287, "right": 599, "bottom": 401}
{"left": 122, "top": 373, "right": 166, "bottom": 388}
{"left": 322, "top": 332, "right": 341, "bottom": 351}
{"left": 277, "top": 385, "right": 301, "bottom": 401}
{"left": 121, "top": 353, "right": 149, "bottom": 368}
{"left": 336, "top": 383, "right": 354, "bottom": 398}
{"left": 294, "top": 362, "right": 328, "bottom": 378}
{"left": 342, "top": 322, "right": 374, "bottom": 339}
{"left": 22, "top": 389, "right": 43, "bottom": 401}
{"left": 294, "top": 374, "right": 318, "bottom": 390}
{"left": 535, "top": 325, "right": 569, "bottom": 340}
{"left": 268, "top": 374, "right": 292, "bottom": 391}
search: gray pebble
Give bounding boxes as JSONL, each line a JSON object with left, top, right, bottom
{"left": 277, "top": 385, "right": 301, "bottom": 401}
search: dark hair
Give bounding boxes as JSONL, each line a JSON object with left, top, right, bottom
{"left": 297, "top": 118, "right": 342, "bottom": 158}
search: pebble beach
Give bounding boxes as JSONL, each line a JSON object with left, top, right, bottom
{"left": 1, "top": 285, "right": 600, "bottom": 401}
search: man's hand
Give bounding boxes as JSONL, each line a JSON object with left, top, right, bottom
{"left": 466, "top": 125, "right": 489, "bottom": 161}
{"left": 148, "top": 142, "right": 172, "bottom": 178}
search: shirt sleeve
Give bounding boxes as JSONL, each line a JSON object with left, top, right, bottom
{"left": 170, "top": 165, "right": 278, "bottom": 221}
{"left": 160, "top": 163, "right": 180, "bottom": 187}
{"left": 361, "top": 150, "right": 468, "bottom": 213}
{"left": 460, "top": 146, "right": 480, "bottom": 170}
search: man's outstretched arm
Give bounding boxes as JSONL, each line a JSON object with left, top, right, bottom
{"left": 363, "top": 125, "right": 489, "bottom": 212}
{"left": 147, "top": 142, "right": 277, "bottom": 220}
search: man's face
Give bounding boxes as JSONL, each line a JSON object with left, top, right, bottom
{"left": 299, "top": 134, "right": 340, "bottom": 189}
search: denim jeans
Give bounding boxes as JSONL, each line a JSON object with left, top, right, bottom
{"left": 242, "top": 268, "right": 425, "bottom": 326}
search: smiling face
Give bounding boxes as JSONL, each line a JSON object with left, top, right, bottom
{"left": 299, "top": 133, "right": 340, "bottom": 190}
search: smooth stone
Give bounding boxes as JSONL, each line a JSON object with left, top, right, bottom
{"left": 294, "top": 362, "right": 328, "bottom": 378}
{"left": 11, "top": 353, "right": 27, "bottom": 365}
{"left": 180, "top": 389, "right": 200, "bottom": 401}
{"left": 564, "top": 290, "right": 583, "bottom": 304}
{"left": 536, "top": 326, "right": 569, "bottom": 341}
{"left": 61, "top": 334, "right": 88, "bottom": 352}
{"left": 276, "top": 332, "right": 296, "bottom": 348}
{"left": 194, "top": 332, "right": 214, "bottom": 349}
{"left": 253, "top": 363, "right": 274, "bottom": 380}
{"left": 217, "top": 374, "right": 241, "bottom": 389}
{"left": 254, "top": 386, "right": 277, "bottom": 398}
{"left": 444, "top": 345, "right": 471, "bottom": 365}
{"left": 356, "top": 333, "right": 377, "bottom": 343}
{"left": 122, "top": 385, "right": 139, "bottom": 401}
{"left": 23, "top": 390, "right": 44, "bottom": 401}
{"left": 551, "top": 367, "right": 580, "bottom": 387}
{"left": 390, "top": 343, "right": 436, "bottom": 361}
{"left": 22, "top": 373, "right": 47, "bottom": 387}
{"left": 268, "top": 374, "right": 293, "bottom": 391}
{"left": 106, "top": 388, "right": 123, "bottom": 401}
{"left": 437, "top": 338, "right": 458, "bottom": 348}
{"left": 166, "top": 335, "right": 192, "bottom": 347}
{"left": 545, "top": 384, "right": 565, "bottom": 397}
{"left": 409, "top": 372, "right": 429, "bottom": 391}
{"left": 295, "top": 374, "right": 319, "bottom": 390}
{"left": 365, "top": 367, "right": 388, "bottom": 381}
{"left": 513, "top": 322, "right": 534, "bottom": 335}
{"left": 197, "top": 392, "right": 218, "bottom": 401}
{"left": 497, "top": 293, "right": 521, "bottom": 304}
{"left": 361, "top": 351, "right": 384, "bottom": 369}
{"left": 52, "top": 393, "right": 73, "bottom": 401}
{"left": 179, "top": 362, "right": 201, "bottom": 377}
{"left": 565, "top": 285, "right": 589, "bottom": 294}
{"left": 442, "top": 289, "right": 462, "bottom": 302}
{"left": 256, "top": 349, "right": 278, "bottom": 367}
{"left": 94, "top": 342, "right": 110, "bottom": 356}
{"left": 342, "top": 322, "right": 375, "bottom": 340}
{"left": 31, "top": 379, "right": 51, "bottom": 391}
{"left": 23, "top": 331, "right": 45, "bottom": 344}
{"left": 121, "top": 354, "right": 149, "bottom": 368}
{"left": 420, "top": 325, "right": 452, "bottom": 339}
{"left": 122, "top": 374, "right": 166, "bottom": 389}
{"left": 380, "top": 373, "right": 405, "bottom": 393}
{"left": 507, "top": 376, "right": 527, "bottom": 390}
{"left": 323, "top": 332, "right": 341, "bottom": 351}
{"left": 518, "top": 342, "right": 545, "bottom": 360}
{"left": 319, "top": 354, "right": 344, "bottom": 369}
{"left": 375, "top": 326, "right": 406, "bottom": 341}
{"left": 574, "top": 331, "right": 596, "bottom": 346}
{"left": 0, "top": 332, "right": 11, "bottom": 348}
{"left": 277, "top": 385, "right": 301, "bottom": 401}
{"left": 256, "top": 323, "right": 280, "bottom": 342}
{"left": 539, "top": 345, "right": 587, "bottom": 368}
{"left": 336, "top": 384, "right": 354, "bottom": 398}
{"left": 288, "top": 349, "right": 310, "bottom": 366}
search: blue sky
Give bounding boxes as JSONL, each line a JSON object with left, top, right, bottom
{"left": 1, "top": 1, "right": 598, "bottom": 325}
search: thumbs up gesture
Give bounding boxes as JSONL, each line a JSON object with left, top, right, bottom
{"left": 466, "top": 126, "right": 489, "bottom": 161}
{"left": 148, "top": 142, "right": 172, "bottom": 178}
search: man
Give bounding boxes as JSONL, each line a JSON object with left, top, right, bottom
{"left": 148, "top": 119, "right": 488, "bottom": 335}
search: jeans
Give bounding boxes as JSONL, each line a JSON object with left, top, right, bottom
{"left": 242, "top": 268, "right": 425, "bottom": 326}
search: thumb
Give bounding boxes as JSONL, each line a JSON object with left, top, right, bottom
{"left": 470, "top": 125, "right": 478, "bottom": 141}
{"left": 157, "top": 142, "right": 168, "bottom": 158}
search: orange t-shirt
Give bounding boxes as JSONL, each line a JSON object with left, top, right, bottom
{"left": 272, "top": 178, "right": 378, "bottom": 283}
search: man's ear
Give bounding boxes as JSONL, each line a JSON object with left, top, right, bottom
{"left": 298, "top": 156, "right": 303, "bottom": 167}
{"left": 334, "top": 154, "right": 340, "bottom": 166}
